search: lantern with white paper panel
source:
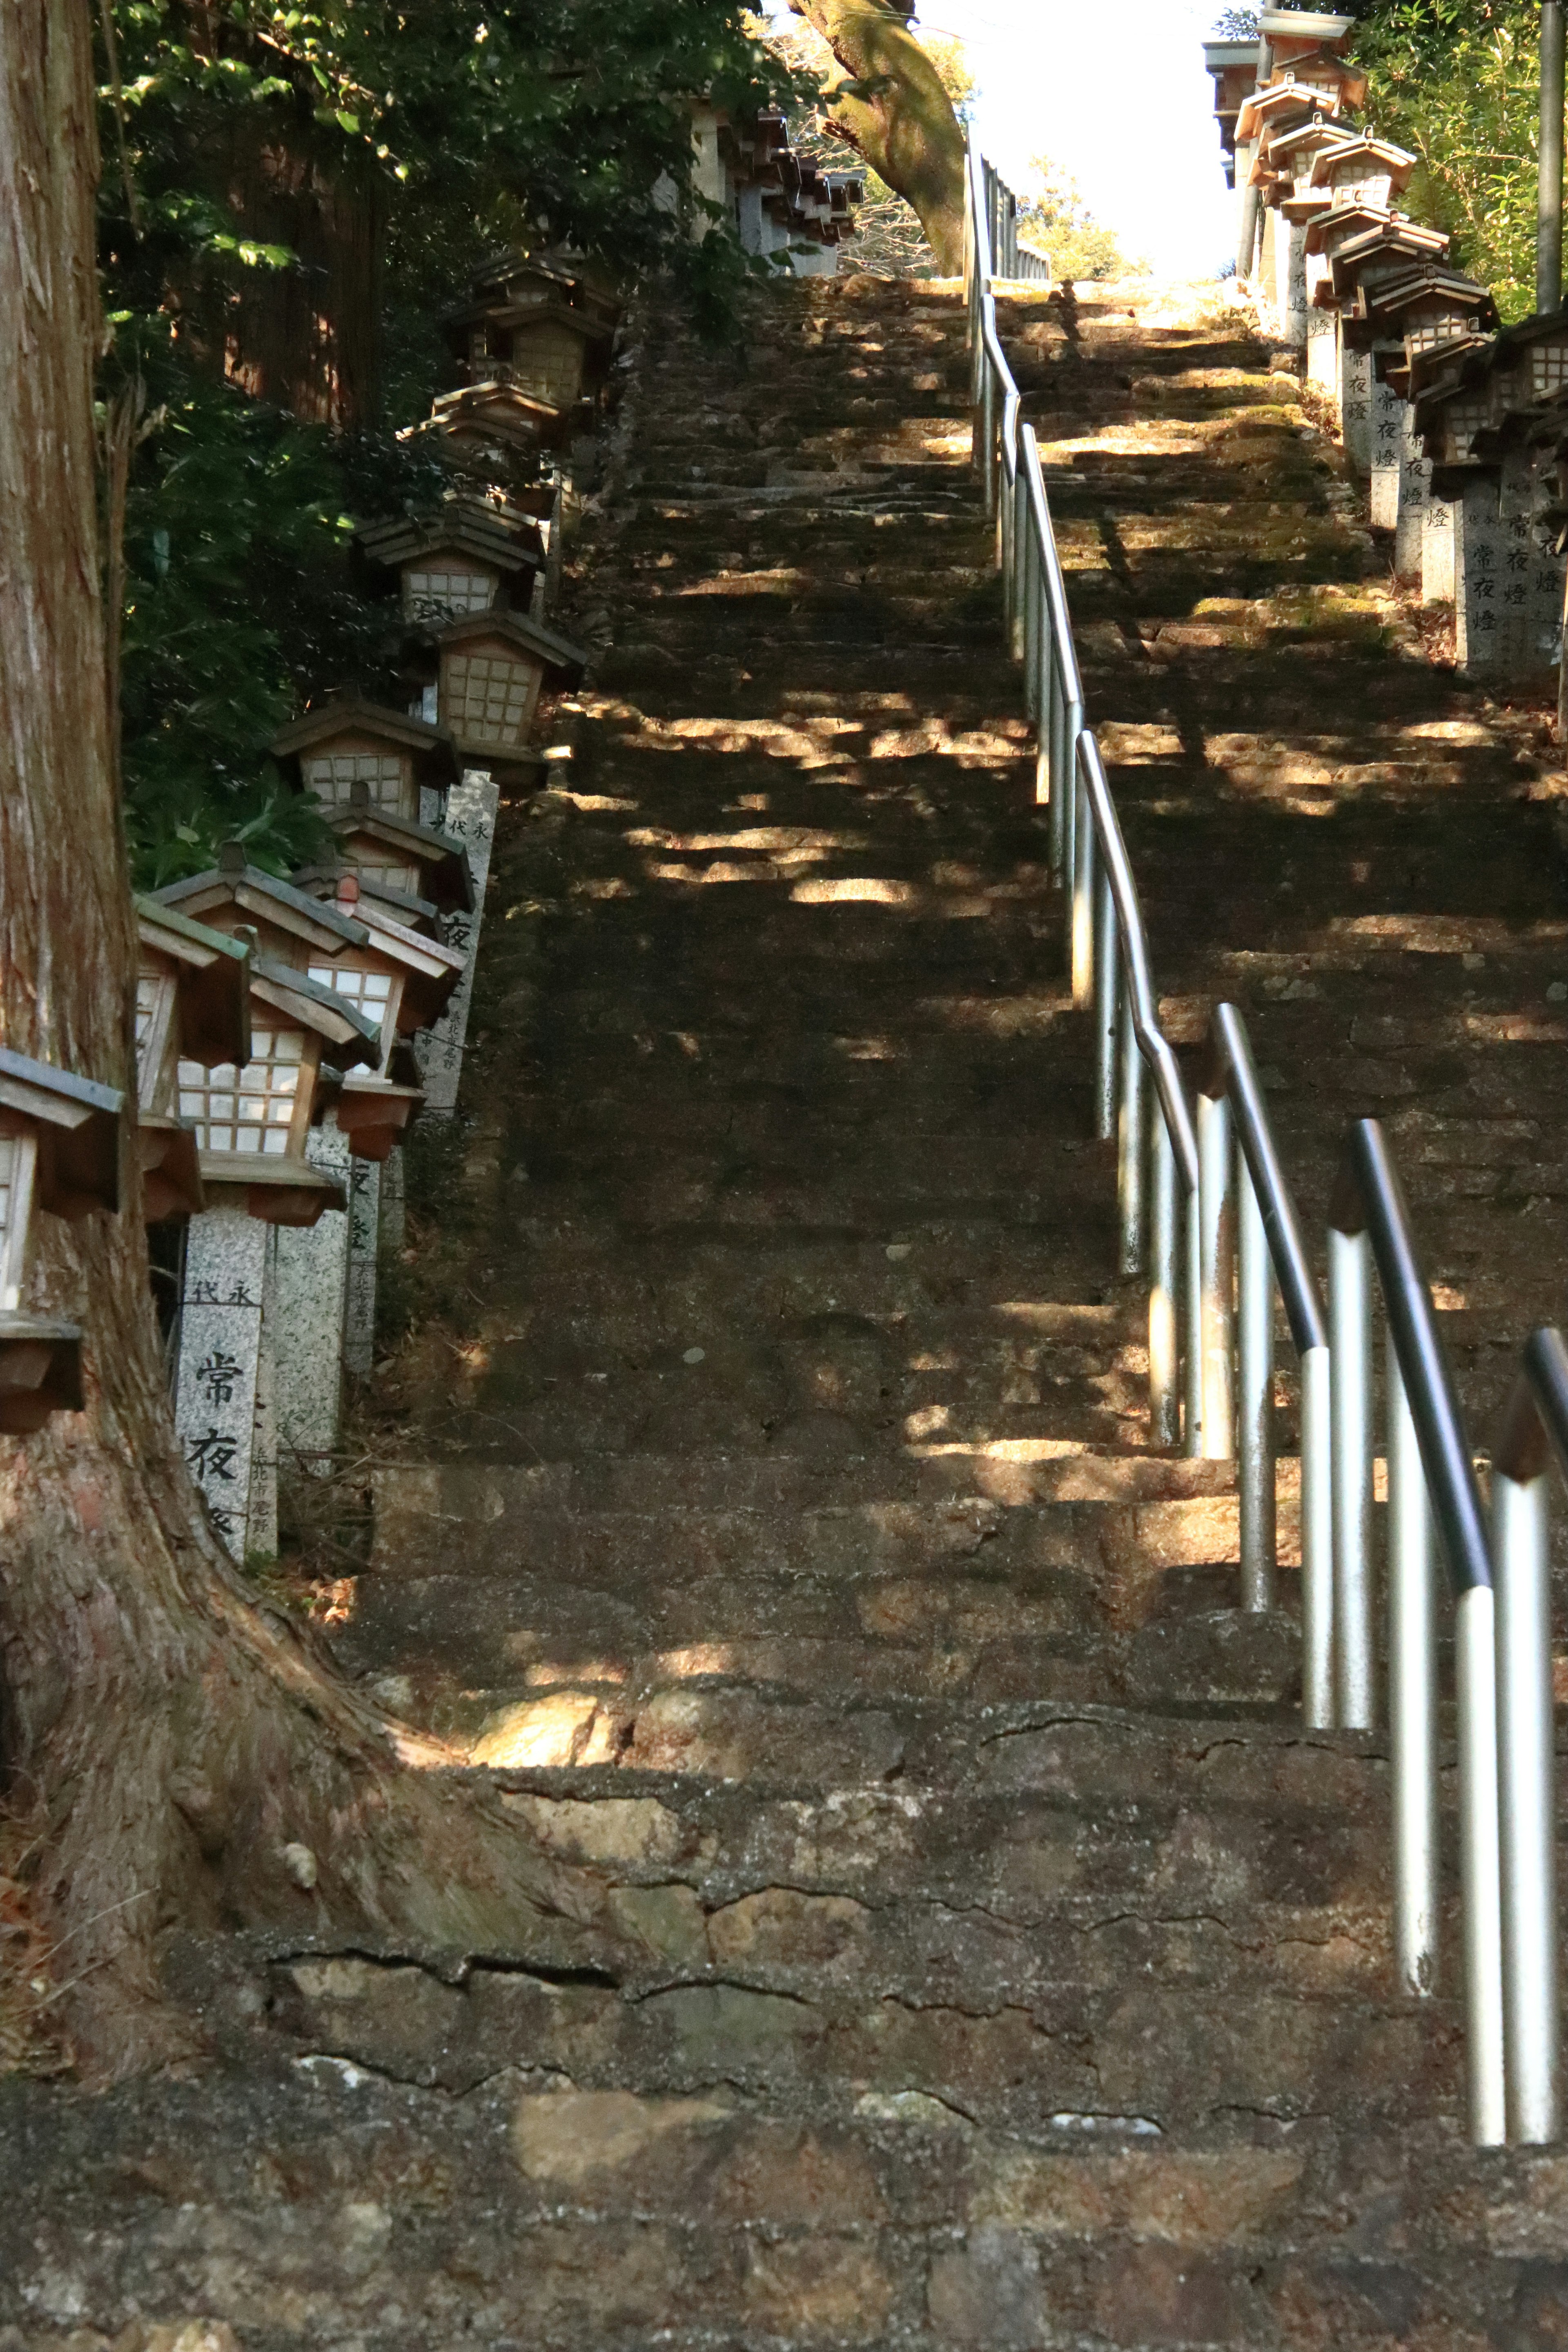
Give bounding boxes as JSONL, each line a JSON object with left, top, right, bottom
{"left": 0, "top": 1047, "right": 124, "bottom": 1432}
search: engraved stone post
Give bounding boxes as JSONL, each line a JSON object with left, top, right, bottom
{"left": 273, "top": 1117, "right": 352, "bottom": 1476}
{"left": 1307, "top": 306, "right": 1338, "bottom": 398}
{"left": 1396, "top": 411, "right": 1431, "bottom": 580}
{"left": 1369, "top": 370, "right": 1405, "bottom": 528}
{"left": 1283, "top": 220, "right": 1309, "bottom": 352}
{"left": 417, "top": 770, "right": 501, "bottom": 1116}
{"left": 1340, "top": 343, "right": 1374, "bottom": 473}
{"left": 174, "top": 1205, "right": 269, "bottom": 1561}
{"left": 1454, "top": 472, "right": 1506, "bottom": 677}
{"left": 1423, "top": 494, "right": 1456, "bottom": 604}
{"left": 344, "top": 1157, "right": 382, "bottom": 1379}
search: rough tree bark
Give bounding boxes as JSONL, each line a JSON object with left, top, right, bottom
{"left": 0, "top": 0, "right": 621, "bottom": 2083}
{"left": 788, "top": 0, "right": 967, "bottom": 276}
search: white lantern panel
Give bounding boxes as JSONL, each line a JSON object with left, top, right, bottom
{"left": 403, "top": 567, "right": 497, "bottom": 621}
{"left": 443, "top": 649, "right": 537, "bottom": 749}
{"left": 303, "top": 750, "right": 411, "bottom": 817}
{"left": 179, "top": 1028, "right": 304, "bottom": 1156}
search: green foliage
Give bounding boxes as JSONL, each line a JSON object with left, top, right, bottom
{"left": 1355, "top": 0, "right": 1543, "bottom": 322}
{"left": 110, "top": 326, "right": 452, "bottom": 886}
{"left": 1020, "top": 162, "right": 1143, "bottom": 283}
{"left": 98, "top": 1, "right": 804, "bottom": 886}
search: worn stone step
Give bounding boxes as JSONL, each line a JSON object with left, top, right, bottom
{"left": 22, "top": 2062, "right": 1556, "bottom": 2352}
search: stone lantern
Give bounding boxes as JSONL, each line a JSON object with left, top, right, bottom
{"left": 152, "top": 853, "right": 387, "bottom": 1557}
{"left": 0, "top": 1046, "right": 123, "bottom": 1432}
{"left": 154, "top": 849, "right": 383, "bottom": 1225}
{"left": 446, "top": 254, "right": 619, "bottom": 417}
{"left": 357, "top": 499, "right": 544, "bottom": 626}
{"left": 1308, "top": 133, "right": 1416, "bottom": 219}
{"left": 294, "top": 797, "right": 474, "bottom": 935}
{"left": 135, "top": 895, "right": 253, "bottom": 1222}
{"left": 412, "top": 609, "right": 585, "bottom": 777}
{"left": 270, "top": 694, "right": 459, "bottom": 829}
{"left": 303, "top": 873, "right": 465, "bottom": 1164}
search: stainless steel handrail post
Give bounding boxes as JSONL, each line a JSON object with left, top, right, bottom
{"left": 1118, "top": 986, "right": 1146, "bottom": 1277}
{"left": 1042, "top": 644, "right": 1060, "bottom": 835}
{"left": 1071, "top": 748, "right": 1095, "bottom": 1008}
{"left": 1327, "top": 1224, "right": 1375, "bottom": 1728}
{"left": 1011, "top": 464, "right": 1029, "bottom": 663}
{"left": 1457, "top": 1578, "right": 1509, "bottom": 2146}
{"left": 1197, "top": 1090, "right": 1236, "bottom": 1461}
{"left": 1338, "top": 1119, "right": 1506, "bottom": 2146}
{"left": 1150, "top": 1112, "right": 1179, "bottom": 1443}
{"left": 1208, "top": 1009, "right": 1330, "bottom": 1647}
{"left": 1491, "top": 1327, "right": 1566, "bottom": 2146}
{"left": 1492, "top": 1463, "right": 1558, "bottom": 2144}
{"left": 1023, "top": 517, "right": 1040, "bottom": 718}
{"left": 1236, "top": 1149, "right": 1275, "bottom": 1609}
{"left": 1300, "top": 1342, "right": 1334, "bottom": 1727}
{"left": 1387, "top": 1333, "right": 1439, "bottom": 1997}
{"left": 1185, "top": 1183, "right": 1203, "bottom": 1456}
{"left": 1092, "top": 864, "right": 1117, "bottom": 1142}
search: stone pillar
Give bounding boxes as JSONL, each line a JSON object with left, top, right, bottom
{"left": 1258, "top": 207, "right": 1280, "bottom": 330}
{"left": 174, "top": 1205, "right": 270, "bottom": 1561}
{"left": 248, "top": 1232, "right": 280, "bottom": 1560}
{"left": 1453, "top": 472, "right": 1506, "bottom": 677}
{"left": 1368, "top": 372, "right": 1406, "bottom": 528}
{"left": 1423, "top": 494, "right": 1456, "bottom": 603}
{"left": 1306, "top": 306, "right": 1337, "bottom": 399}
{"left": 345, "top": 1158, "right": 381, "bottom": 1379}
{"left": 273, "top": 1118, "right": 352, "bottom": 1476}
{"left": 1339, "top": 343, "right": 1374, "bottom": 472}
{"left": 1282, "top": 221, "right": 1308, "bottom": 352}
{"left": 1395, "top": 413, "right": 1432, "bottom": 579}
{"left": 381, "top": 1145, "right": 406, "bottom": 1251}
{"left": 417, "top": 770, "right": 501, "bottom": 1116}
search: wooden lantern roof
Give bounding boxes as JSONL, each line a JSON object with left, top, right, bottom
{"left": 1308, "top": 133, "right": 1416, "bottom": 194}
{"left": 158, "top": 848, "right": 376, "bottom": 964}
{"left": 0, "top": 1315, "right": 85, "bottom": 1434}
{"left": 427, "top": 606, "right": 587, "bottom": 679}
{"left": 134, "top": 898, "right": 254, "bottom": 1222}
{"left": 135, "top": 896, "right": 252, "bottom": 1070}
{"left": 249, "top": 955, "right": 384, "bottom": 1071}
{"left": 1236, "top": 74, "right": 1346, "bottom": 145}
{"left": 356, "top": 501, "right": 544, "bottom": 584}
{"left": 0, "top": 1046, "right": 124, "bottom": 1219}
{"left": 428, "top": 381, "right": 566, "bottom": 452}
{"left": 456, "top": 250, "right": 621, "bottom": 338}
{"left": 312, "top": 798, "right": 475, "bottom": 913}
{"left": 1306, "top": 200, "right": 1395, "bottom": 262}
{"left": 313, "top": 876, "right": 468, "bottom": 1037}
{"left": 270, "top": 693, "right": 460, "bottom": 799}
{"left": 291, "top": 856, "right": 442, "bottom": 935}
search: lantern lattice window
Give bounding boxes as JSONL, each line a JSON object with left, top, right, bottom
{"left": 303, "top": 751, "right": 409, "bottom": 814}
{"left": 134, "top": 971, "right": 179, "bottom": 1102}
{"left": 178, "top": 1028, "right": 305, "bottom": 1154}
{"left": 403, "top": 567, "right": 497, "bottom": 622}
{"left": 350, "top": 858, "right": 422, "bottom": 899}
{"left": 307, "top": 963, "right": 395, "bottom": 1062}
{"left": 504, "top": 321, "right": 586, "bottom": 408}
{"left": 443, "top": 648, "right": 537, "bottom": 749}
{"left": 0, "top": 1132, "right": 34, "bottom": 1309}
{"left": 1530, "top": 342, "right": 1568, "bottom": 398}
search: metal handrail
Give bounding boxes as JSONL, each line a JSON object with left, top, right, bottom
{"left": 966, "top": 131, "right": 1204, "bottom": 1450}
{"left": 1203, "top": 1004, "right": 1332, "bottom": 1651}
{"left": 1335, "top": 1115, "right": 1542, "bottom": 2154}
{"left": 961, "top": 116, "right": 1562, "bottom": 2156}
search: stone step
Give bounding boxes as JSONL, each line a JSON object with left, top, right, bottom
{"left": 24, "top": 2064, "right": 1551, "bottom": 2352}
{"left": 334, "top": 1604, "right": 1304, "bottom": 1731}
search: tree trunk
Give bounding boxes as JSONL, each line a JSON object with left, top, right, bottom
{"left": 789, "top": 0, "right": 968, "bottom": 276}
{"left": 0, "top": 0, "right": 620, "bottom": 2084}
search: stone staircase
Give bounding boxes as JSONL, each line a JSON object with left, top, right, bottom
{"left": 8, "top": 275, "right": 1568, "bottom": 2349}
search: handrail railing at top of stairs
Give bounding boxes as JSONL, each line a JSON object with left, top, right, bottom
{"left": 960, "top": 128, "right": 1564, "bottom": 2152}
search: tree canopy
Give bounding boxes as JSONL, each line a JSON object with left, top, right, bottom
{"left": 98, "top": 0, "right": 802, "bottom": 886}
